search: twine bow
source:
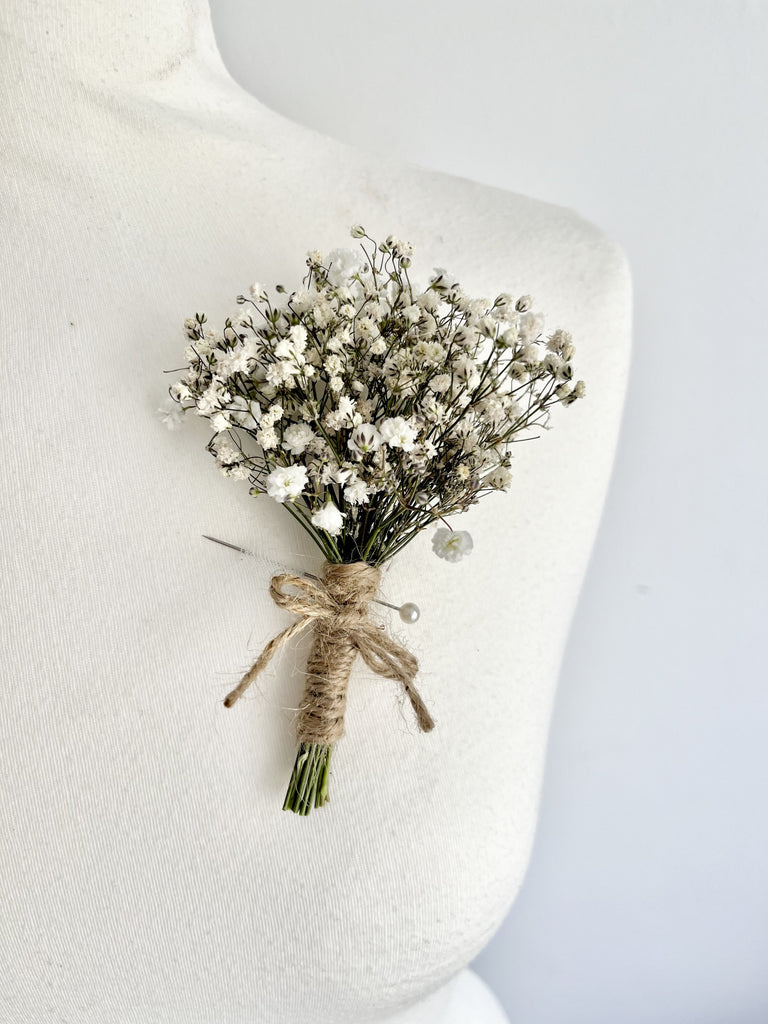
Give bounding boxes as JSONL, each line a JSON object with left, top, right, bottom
{"left": 223, "top": 561, "right": 434, "bottom": 745}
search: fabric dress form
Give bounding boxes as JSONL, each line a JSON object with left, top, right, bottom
{"left": 0, "top": 2, "right": 632, "bottom": 1022}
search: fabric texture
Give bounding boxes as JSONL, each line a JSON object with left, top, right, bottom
{"left": 0, "top": 3, "right": 632, "bottom": 1020}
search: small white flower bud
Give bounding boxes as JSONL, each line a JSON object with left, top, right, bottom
{"left": 431, "top": 528, "right": 473, "bottom": 563}
{"left": 311, "top": 500, "right": 346, "bottom": 536}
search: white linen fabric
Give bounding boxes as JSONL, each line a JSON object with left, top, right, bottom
{"left": 0, "top": 2, "right": 631, "bottom": 1021}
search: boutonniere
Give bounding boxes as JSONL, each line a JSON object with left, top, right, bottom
{"left": 160, "top": 226, "right": 584, "bottom": 814}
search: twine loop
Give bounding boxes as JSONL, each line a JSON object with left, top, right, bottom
{"left": 222, "top": 561, "right": 435, "bottom": 745}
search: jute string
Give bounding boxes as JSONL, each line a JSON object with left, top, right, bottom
{"left": 222, "top": 561, "right": 435, "bottom": 744}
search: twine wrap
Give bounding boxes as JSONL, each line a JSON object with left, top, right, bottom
{"left": 223, "top": 561, "right": 435, "bottom": 744}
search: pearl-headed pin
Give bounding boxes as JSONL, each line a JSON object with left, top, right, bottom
{"left": 202, "top": 535, "right": 421, "bottom": 624}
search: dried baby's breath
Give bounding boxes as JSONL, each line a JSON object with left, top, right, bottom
{"left": 165, "top": 227, "right": 584, "bottom": 565}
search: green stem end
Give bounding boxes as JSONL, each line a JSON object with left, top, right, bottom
{"left": 282, "top": 742, "right": 334, "bottom": 815}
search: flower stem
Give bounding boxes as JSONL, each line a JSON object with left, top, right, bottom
{"left": 282, "top": 742, "right": 333, "bottom": 814}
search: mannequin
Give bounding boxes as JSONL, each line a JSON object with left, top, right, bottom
{"left": 0, "top": 2, "right": 631, "bottom": 1022}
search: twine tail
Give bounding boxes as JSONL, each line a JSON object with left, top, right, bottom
{"left": 222, "top": 618, "right": 310, "bottom": 708}
{"left": 400, "top": 677, "right": 435, "bottom": 733}
{"left": 356, "top": 633, "right": 435, "bottom": 733}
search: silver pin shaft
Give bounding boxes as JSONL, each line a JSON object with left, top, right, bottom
{"left": 202, "top": 534, "right": 419, "bottom": 622}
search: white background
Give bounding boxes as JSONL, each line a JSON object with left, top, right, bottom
{"left": 208, "top": 2, "right": 768, "bottom": 1021}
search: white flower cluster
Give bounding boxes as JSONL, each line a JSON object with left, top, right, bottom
{"left": 166, "top": 228, "right": 584, "bottom": 565}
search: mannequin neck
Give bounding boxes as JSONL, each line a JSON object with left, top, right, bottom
{"left": 1, "top": 0, "right": 225, "bottom": 89}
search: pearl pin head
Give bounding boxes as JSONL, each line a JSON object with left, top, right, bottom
{"left": 398, "top": 602, "right": 420, "bottom": 624}
{"left": 371, "top": 595, "right": 420, "bottom": 623}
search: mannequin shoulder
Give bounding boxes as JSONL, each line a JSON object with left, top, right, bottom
{"left": 354, "top": 159, "right": 633, "bottom": 381}
{"left": 198, "top": 80, "right": 631, "bottom": 302}
{"left": 94, "top": 72, "right": 633, "bottom": 311}
{"left": 391, "top": 162, "right": 631, "bottom": 303}
{"left": 367, "top": 159, "right": 635, "bottom": 414}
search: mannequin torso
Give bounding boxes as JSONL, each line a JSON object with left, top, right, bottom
{"left": 0, "top": 3, "right": 631, "bottom": 1022}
